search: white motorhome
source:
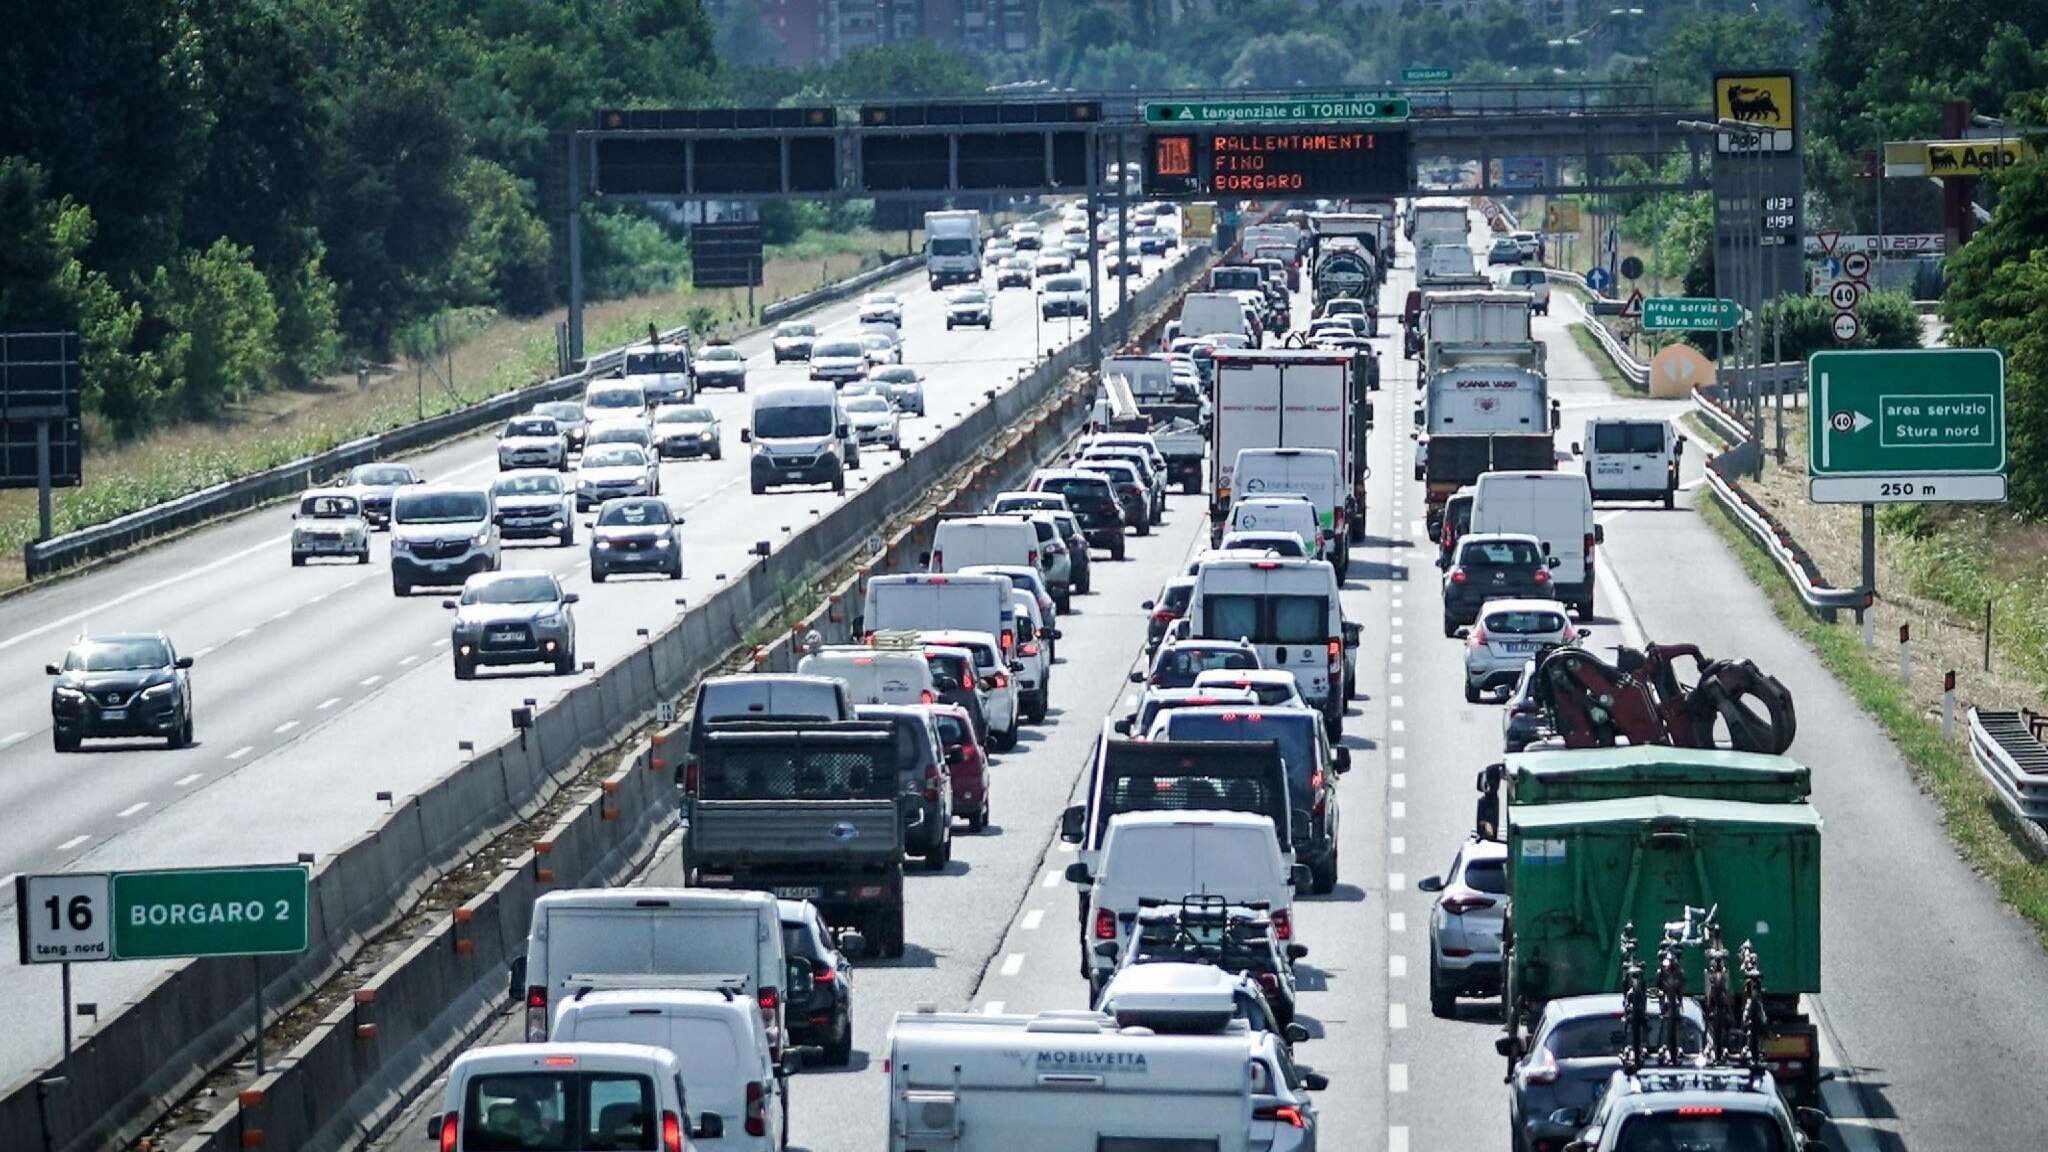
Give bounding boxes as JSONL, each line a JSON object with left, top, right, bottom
{"left": 1576, "top": 417, "right": 1684, "bottom": 508}
{"left": 428, "top": 1043, "right": 725, "bottom": 1152}
{"left": 744, "top": 384, "right": 857, "bottom": 495}
{"left": 1471, "top": 470, "right": 1602, "bottom": 618}
{"left": 885, "top": 1010, "right": 1323, "bottom": 1152}
{"left": 515, "top": 889, "right": 788, "bottom": 1055}
{"left": 1186, "top": 557, "right": 1346, "bottom": 735}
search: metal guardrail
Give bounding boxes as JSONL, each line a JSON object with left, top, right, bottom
{"left": 1968, "top": 708, "right": 2048, "bottom": 825}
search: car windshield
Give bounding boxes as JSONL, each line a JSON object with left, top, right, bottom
{"left": 1004, "top": 257, "right": 1032, "bottom": 269}
{"left": 1460, "top": 539, "right": 1543, "bottom": 567}
{"left": 65, "top": 638, "right": 171, "bottom": 672}
{"left": 587, "top": 389, "right": 640, "bottom": 409}
{"left": 351, "top": 464, "right": 412, "bottom": 486}
{"left": 815, "top": 340, "right": 863, "bottom": 358}
{"left": 532, "top": 402, "right": 581, "bottom": 423}
{"left": 1547, "top": 1013, "right": 1705, "bottom": 1060}
{"left": 492, "top": 474, "right": 563, "bottom": 496}
{"left": 755, "top": 404, "right": 833, "bottom": 439}
{"left": 777, "top": 323, "right": 816, "bottom": 338}
{"left": 656, "top": 407, "right": 712, "bottom": 424}
{"left": 583, "top": 446, "right": 647, "bottom": 468}
{"left": 874, "top": 368, "right": 917, "bottom": 383}
{"left": 861, "top": 334, "right": 893, "bottom": 350}
{"left": 623, "top": 349, "right": 687, "bottom": 375}
{"left": 395, "top": 491, "right": 487, "bottom": 524}
{"left": 463, "top": 574, "right": 560, "bottom": 606}
{"left": 1045, "top": 276, "right": 1084, "bottom": 292}
{"left": 1613, "top": 1113, "right": 1786, "bottom": 1152}
{"left": 504, "top": 418, "right": 556, "bottom": 438}
{"left": 699, "top": 346, "right": 740, "bottom": 361}
{"left": 847, "top": 396, "right": 890, "bottom": 413}
{"left": 598, "top": 499, "right": 669, "bottom": 527}
{"left": 300, "top": 494, "right": 358, "bottom": 518}
{"left": 1484, "top": 609, "right": 1567, "bottom": 636}
{"left": 950, "top": 290, "right": 988, "bottom": 304}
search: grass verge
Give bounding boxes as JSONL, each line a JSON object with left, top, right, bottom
{"left": 1698, "top": 495, "right": 2048, "bottom": 949}
{"left": 1568, "top": 323, "right": 1642, "bottom": 399}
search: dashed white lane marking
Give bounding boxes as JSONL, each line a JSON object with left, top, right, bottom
{"left": 1391, "top": 615, "right": 1403, "bottom": 628}
{"left": 1392, "top": 598, "right": 1403, "bottom": 609}
{"left": 0, "top": 528, "right": 297, "bottom": 654}
{"left": 1390, "top": 651, "right": 1403, "bottom": 664}
{"left": 1390, "top": 695, "right": 1404, "bottom": 709}
{"left": 1390, "top": 1003, "right": 1409, "bottom": 1030}
{"left": 271, "top": 609, "right": 292, "bottom": 621}
{"left": 274, "top": 720, "right": 299, "bottom": 734}
{"left": 981, "top": 1001, "right": 1006, "bottom": 1015}
{"left": 116, "top": 802, "right": 149, "bottom": 818}
{"left": 360, "top": 674, "right": 382, "bottom": 687}
{"left": 1390, "top": 746, "right": 1406, "bottom": 761}
{"left": 318, "top": 697, "right": 341, "bottom": 710}
{"left": 1389, "top": 911, "right": 1406, "bottom": 933}
{"left": 1391, "top": 954, "right": 1408, "bottom": 977}
{"left": 399, "top": 655, "right": 419, "bottom": 666}
{"left": 308, "top": 593, "right": 328, "bottom": 605}
{"left": 435, "top": 638, "right": 452, "bottom": 649}
{"left": 174, "top": 772, "right": 203, "bottom": 787}
{"left": 1391, "top": 772, "right": 1406, "bottom": 789}
{"left": 227, "top": 745, "right": 254, "bottom": 760}
{"left": 999, "top": 953, "right": 1025, "bottom": 977}
{"left": 1390, "top": 719, "right": 1406, "bottom": 733}
{"left": 1391, "top": 800, "right": 1407, "bottom": 819}
{"left": 1390, "top": 836, "right": 1406, "bottom": 856}
{"left": 1390, "top": 1126, "right": 1410, "bottom": 1152}
{"left": 58, "top": 835, "right": 89, "bottom": 851}
{"left": 1389, "top": 872, "right": 1406, "bottom": 890}
{"left": 1041, "top": 870, "right": 1060, "bottom": 889}
{"left": 1021, "top": 909, "right": 1044, "bottom": 931}
{"left": 1389, "top": 1063, "right": 1409, "bottom": 1093}
{"left": 1056, "top": 840, "right": 1076, "bottom": 853}
{"left": 1390, "top": 633, "right": 1404, "bottom": 647}
{"left": 1390, "top": 671, "right": 1403, "bottom": 685}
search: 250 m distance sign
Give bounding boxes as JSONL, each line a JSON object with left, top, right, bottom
{"left": 16, "top": 865, "right": 309, "bottom": 964}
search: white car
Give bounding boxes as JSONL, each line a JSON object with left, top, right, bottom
{"left": 1464, "top": 598, "right": 1581, "bottom": 703}
{"left": 945, "top": 286, "right": 993, "bottom": 330}
{"left": 290, "top": 491, "right": 370, "bottom": 566}
{"left": 843, "top": 394, "right": 901, "bottom": 448}
{"left": 651, "top": 403, "right": 722, "bottom": 460}
{"left": 574, "top": 443, "right": 660, "bottom": 510}
{"left": 857, "top": 291, "right": 903, "bottom": 327}
{"left": 1039, "top": 273, "right": 1088, "bottom": 320}
{"left": 1033, "top": 251, "right": 1073, "bottom": 277}
{"left": 1420, "top": 838, "right": 1509, "bottom": 1017}
{"left": 859, "top": 329, "right": 902, "bottom": 366}
{"left": 867, "top": 365, "right": 926, "bottom": 416}
{"left": 1190, "top": 668, "right": 1308, "bottom": 710}
{"left": 807, "top": 337, "right": 868, "bottom": 384}
{"left": 496, "top": 414, "right": 568, "bottom": 471}
{"left": 1503, "top": 265, "right": 1552, "bottom": 315}
{"left": 771, "top": 320, "right": 818, "bottom": 363}
{"left": 693, "top": 342, "right": 747, "bottom": 391}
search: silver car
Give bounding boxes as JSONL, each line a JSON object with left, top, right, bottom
{"left": 771, "top": 321, "right": 817, "bottom": 363}
{"left": 843, "top": 394, "right": 901, "bottom": 449}
{"left": 808, "top": 338, "right": 868, "bottom": 384}
{"left": 344, "top": 461, "right": 422, "bottom": 529}
{"left": 1507, "top": 995, "right": 1707, "bottom": 1152}
{"left": 1420, "top": 837, "right": 1508, "bottom": 1017}
{"left": 859, "top": 330, "right": 901, "bottom": 366}
{"left": 868, "top": 366, "right": 926, "bottom": 416}
{"left": 944, "top": 287, "right": 993, "bottom": 330}
{"left": 529, "top": 400, "right": 588, "bottom": 453}
{"left": 652, "top": 403, "right": 722, "bottom": 460}
{"left": 1463, "top": 599, "right": 1581, "bottom": 703}
{"left": 290, "top": 491, "right": 370, "bottom": 566}
{"left": 693, "top": 343, "right": 747, "bottom": 391}
{"left": 446, "top": 571, "right": 577, "bottom": 679}
{"left": 490, "top": 470, "right": 576, "bottom": 547}
{"left": 497, "top": 415, "right": 568, "bottom": 471}
{"left": 575, "top": 443, "right": 660, "bottom": 510}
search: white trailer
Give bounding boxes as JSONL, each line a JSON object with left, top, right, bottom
{"left": 924, "top": 210, "right": 983, "bottom": 289}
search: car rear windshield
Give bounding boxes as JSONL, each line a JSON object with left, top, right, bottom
{"left": 533, "top": 402, "right": 582, "bottom": 422}
{"left": 300, "top": 494, "right": 359, "bottom": 517}
{"left": 351, "top": 464, "right": 411, "bottom": 486}
{"left": 598, "top": 500, "right": 669, "bottom": 527}
{"left": 777, "top": 323, "right": 816, "bottom": 337}
{"left": 1460, "top": 539, "right": 1542, "bottom": 567}
{"left": 656, "top": 407, "right": 711, "bottom": 424}
{"left": 1162, "top": 583, "right": 1194, "bottom": 612}
{"left": 65, "top": 638, "right": 170, "bottom": 672}
{"left": 505, "top": 418, "right": 557, "bottom": 438}
{"left": 1038, "top": 476, "right": 1114, "bottom": 503}
{"left": 1594, "top": 423, "right": 1667, "bottom": 454}
{"left": 1546, "top": 1014, "right": 1705, "bottom": 1060}
{"left": 1221, "top": 535, "right": 1307, "bottom": 557}
{"left": 584, "top": 446, "right": 647, "bottom": 468}
{"left": 1612, "top": 1113, "right": 1786, "bottom": 1152}
{"left": 461, "top": 1070, "right": 656, "bottom": 1152}
{"left": 493, "top": 474, "right": 563, "bottom": 496}
{"left": 1201, "top": 594, "right": 1328, "bottom": 645}
{"left": 464, "top": 575, "right": 559, "bottom": 605}
{"left": 1484, "top": 610, "right": 1566, "bottom": 636}
{"left": 1105, "top": 771, "right": 1280, "bottom": 828}
{"left": 395, "top": 491, "right": 487, "bottom": 524}
{"left": 1045, "top": 276, "right": 1084, "bottom": 292}
{"left": 931, "top": 711, "right": 970, "bottom": 747}
{"left": 1154, "top": 646, "right": 1259, "bottom": 686}
{"left": 925, "top": 651, "right": 973, "bottom": 685}
{"left": 1463, "top": 857, "right": 1508, "bottom": 894}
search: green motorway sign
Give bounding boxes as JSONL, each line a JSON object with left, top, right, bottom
{"left": 1807, "top": 348, "right": 2007, "bottom": 504}
{"left": 1641, "top": 296, "right": 1741, "bottom": 332}
{"left": 1142, "top": 95, "right": 1411, "bottom": 125}
{"left": 1402, "top": 68, "right": 1454, "bottom": 83}
{"left": 111, "top": 865, "right": 309, "bottom": 960}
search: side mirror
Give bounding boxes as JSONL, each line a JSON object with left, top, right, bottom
{"left": 1549, "top": 1107, "right": 1585, "bottom": 1129}
{"left": 1008, "top": 660, "right": 1025, "bottom": 673}
{"left": 1286, "top": 942, "right": 1309, "bottom": 961}
{"left": 944, "top": 746, "right": 963, "bottom": 766}
{"left": 1065, "top": 862, "right": 1092, "bottom": 885}
{"left": 1594, "top": 524, "right": 1606, "bottom": 544}
{"left": 44, "top": 664, "right": 60, "bottom": 676}
{"left": 562, "top": 593, "right": 580, "bottom": 605}
{"left": 782, "top": 1048, "right": 821, "bottom": 1076}
{"left": 1570, "top": 441, "right": 1582, "bottom": 455}
{"left": 918, "top": 551, "right": 932, "bottom": 568}
{"left": 1547, "top": 556, "right": 1561, "bottom": 569}
{"left": 1284, "top": 1022, "right": 1311, "bottom": 1044}
{"left": 840, "top": 931, "right": 868, "bottom": 958}
{"left": 1093, "top": 940, "right": 1120, "bottom": 960}
{"left": 934, "top": 675, "right": 958, "bottom": 692}
{"left": 978, "top": 676, "right": 997, "bottom": 691}
{"left": 1417, "top": 874, "right": 1446, "bottom": 893}
{"left": 694, "top": 1113, "right": 725, "bottom": 1141}
{"left": 1576, "top": 628, "right": 1592, "bottom": 640}
{"left": 1332, "top": 747, "right": 1352, "bottom": 774}
{"left": 1113, "top": 718, "right": 1132, "bottom": 735}
{"left": 1301, "top": 1072, "right": 1329, "bottom": 1092}
{"left": 739, "top": 428, "right": 753, "bottom": 443}
{"left": 1454, "top": 626, "right": 1471, "bottom": 639}
{"left": 1045, "top": 628, "right": 1063, "bottom": 641}
{"left": 174, "top": 656, "right": 195, "bottom": 670}
{"left": 1141, "top": 599, "right": 1155, "bottom": 611}
{"left": 1496, "top": 1035, "right": 1525, "bottom": 1059}
{"left": 1290, "top": 864, "right": 1313, "bottom": 889}
{"left": 1059, "top": 804, "right": 1085, "bottom": 844}
{"left": 785, "top": 956, "right": 815, "bottom": 992}
{"left": 1129, "top": 670, "right": 1146, "bottom": 683}
{"left": 1675, "top": 438, "right": 1686, "bottom": 457}
{"left": 442, "top": 599, "right": 459, "bottom": 610}
{"left": 507, "top": 956, "right": 528, "bottom": 1003}
{"left": 837, "top": 423, "right": 852, "bottom": 439}
{"left": 1794, "top": 1107, "right": 1828, "bottom": 1140}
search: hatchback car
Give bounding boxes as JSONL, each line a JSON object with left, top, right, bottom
{"left": 771, "top": 321, "right": 818, "bottom": 363}
{"left": 589, "top": 496, "right": 683, "bottom": 582}
{"left": 1420, "top": 837, "right": 1509, "bottom": 1017}
{"left": 857, "top": 292, "right": 903, "bottom": 327}
{"left": 928, "top": 703, "right": 991, "bottom": 832}
{"left": 868, "top": 365, "right": 926, "bottom": 416}
{"left": 1507, "top": 995, "right": 1707, "bottom": 1152}
{"left": 1466, "top": 600, "right": 1581, "bottom": 703}
{"left": 1502, "top": 661, "right": 1549, "bottom": 753}
{"left": 574, "top": 443, "right": 660, "bottom": 510}
{"left": 343, "top": 461, "right": 422, "bottom": 529}
{"left": 47, "top": 633, "right": 194, "bottom": 751}
{"left": 446, "top": 571, "right": 577, "bottom": 679}
{"left": 1143, "top": 577, "right": 1195, "bottom": 651}
{"left": 778, "top": 899, "right": 855, "bottom": 1064}
{"left": 1488, "top": 235, "right": 1525, "bottom": 265}
{"left": 1136, "top": 637, "right": 1262, "bottom": 690}
{"left": 528, "top": 400, "right": 588, "bottom": 453}
{"left": 1562, "top": 1066, "right": 1823, "bottom": 1152}
{"left": 290, "top": 491, "right": 370, "bottom": 565}
{"left": 945, "top": 286, "right": 993, "bottom": 330}
{"left": 807, "top": 338, "right": 869, "bottom": 384}
{"left": 859, "top": 330, "right": 901, "bottom": 366}
{"left": 652, "top": 403, "right": 722, "bottom": 460}
{"left": 922, "top": 645, "right": 990, "bottom": 744}
{"left": 1442, "top": 533, "right": 1560, "bottom": 634}
{"left": 693, "top": 342, "right": 747, "bottom": 391}
{"left": 844, "top": 394, "right": 901, "bottom": 448}
{"left": 490, "top": 471, "right": 576, "bottom": 547}
{"left": 855, "top": 704, "right": 953, "bottom": 869}
{"left": 995, "top": 255, "right": 1034, "bottom": 289}
{"left": 496, "top": 415, "right": 568, "bottom": 472}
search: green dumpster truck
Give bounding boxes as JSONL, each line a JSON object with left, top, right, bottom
{"left": 1500, "top": 747, "right": 1824, "bottom": 1105}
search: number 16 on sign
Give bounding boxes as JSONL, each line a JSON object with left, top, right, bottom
{"left": 15, "top": 873, "right": 113, "bottom": 1078}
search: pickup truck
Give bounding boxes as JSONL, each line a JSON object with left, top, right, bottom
{"left": 689, "top": 720, "right": 910, "bottom": 957}
{"left": 1136, "top": 403, "right": 1206, "bottom": 494}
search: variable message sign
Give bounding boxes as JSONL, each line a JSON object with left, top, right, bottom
{"left": 1808, "top": 349, "right": 2007, "bottom": 504}
{"left": 1144, "top": 129, "right": 1410, "bottom": 199}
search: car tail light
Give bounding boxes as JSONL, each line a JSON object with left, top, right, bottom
{"left": 1021, "top": 641, "right": 1040, "bottom": 657}
{"left": 1151, "top": 609, "right": 1176, "bottom": 623}
{"left": 757, "top": 987, "right": 779, "bottom": 1047}
{"left": 1255, "top": 1105, "right": 1306, "bottom": 1129}
{"left": 524, "top": 985, "right": 548, "bottom": 1041}
{"left": 930, "top": 550, "right": 943, "bottom": 569}
{"left": 862, "top": 631, "right": 875, "bottom": 643}
{"left": 1254, "top": 560, "right": 1279, "bottom": 570}
{"left": 1676, "top": 1107, "right": 1724, "bottom": 1117}
{"left": 1000, "top": 630, "right": 1013, "bottom": 653}
{"left": 662, "top": 1111, "right": 683, "bottom": 1152}
{"left": 1469, "top": 626, "right": 1487, "bottom": 649}
{"left": 1027, "top": 548, "right": 1038, "bottom": 566}
{"left": 1449, "top": 567, "right": 1466, "bottom": 584}
{"left": 814, "top": 966, "right": 837, "bottom": 985}
{"left": 993, "top": 672, "right": 1008, "bottom": 689}
{"left": 1442, "top": 895, "right": 1497, "bottom": 914}
{"left": 1523, "top": 1050, "right": 1560, "bottom": 1086}
{"left": 1257, "top": 971, "right": 1280, "bottom": 993}
{"left": 1094, "top": 908, "right": 1117, "bottom": 940}
{"left": 439, "top": 1112, "right": 459, "bottom": 1152}
{"left": 1533, "top": 568, "right": 1550, "bottom": 584}
{"left": 1271, "top": 908, "right": 1291, "bottom": 940}
{"left": 745, "top": 1082, "right": 767, "bottom": 1137}
{"left": 1584, "top": 532, "right": 1596, "bottom": 559}
{"left": 1326, "top": 638, "right": 1340, "bottom": 663}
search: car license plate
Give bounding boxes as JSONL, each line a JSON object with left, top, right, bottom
{"left": 786, "top": 470, "right": 805, "bottom": 480}
{"left": 489, "top": 630, "right": 522, "bottom": 643}
{"left": 101, "top": 708, "right": 127, "bottom": 721}
{"left": 773, "top": 886, "right": 822, "bottom": 899}
{"left": 1503, "top": 642, "right": 1534, "bottom": 653}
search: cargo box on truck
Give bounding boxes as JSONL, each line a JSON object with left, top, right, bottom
{"left": 1208, "top": 350, "right": 1364, "bottom": 560}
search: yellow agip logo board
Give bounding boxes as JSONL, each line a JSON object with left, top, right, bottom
{"left": 1927, "top": 139, "right": 2032, "bottom": 177}
{"left": 1713, "top": 72, "right": 1795, "bottom": 153}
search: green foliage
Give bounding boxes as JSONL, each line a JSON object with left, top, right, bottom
{"left": 1225, "top": 32, "right": 1352, "bottom": 89}
{"left": 794, "top": 41, "right": 986, "bottom": 100}
{"left": 272, "top": 242, "right": 343, "bottom": 387}
{"left": 1758, "top": 291, "right": 1920, "bottom": 363}
{"left": 146, "top": 238, "right": 281, "bottom": 421}
{"left": 584, "top": 208, "right": 691, "bottom": 300}
{"left": 449, "top": 158, "right": 554, "bottom": 316}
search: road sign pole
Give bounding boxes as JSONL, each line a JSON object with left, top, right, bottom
{"left": 59, "top": 961, "right": 72, "bottom": 1077}
{"left": 1862, "top": 502, "right": 1877, "bottom": 605}
{"left": 35, "top": 420, "right": 53, "bottom": 541}
{"left": 253, "top": 955, "right": 264, "bottom": 1076}
{"left": 567, "top": 136, "right": 585, "bottom": 366}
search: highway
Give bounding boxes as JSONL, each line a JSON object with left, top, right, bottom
{"left": 373, "top": 216, "right": 2048, "bottom": 1152}
{"left": 0, "top": 242, "right": 1177, "bottom": 1089}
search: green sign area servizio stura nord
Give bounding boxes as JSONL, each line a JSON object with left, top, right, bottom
{"left": 111, "top": 865, "right": 309, "bottom": 960}
{"left": 1807, "top": 348, "right": 2007, "bottom": 505}
{"left": 1640, "top": 296, "right": 1742, "bottom": 333}
{"left": 1143, "top": 96, "right": 1411, "bottom": 126}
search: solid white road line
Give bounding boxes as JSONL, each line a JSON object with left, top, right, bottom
{"left": 116, "top": 802, "right": 149, "bottom": 818}
{"left": 234, "top": 628, "right": 253, "bottom": 639}
{"left": 1021, "top": 909, "right": 1044, "bottom": 931}
{"left": 999, "top": 953, "right": 1025, "bottom": 977}
{"left": 57, "top": 835, "right": 89, "bottom": 851}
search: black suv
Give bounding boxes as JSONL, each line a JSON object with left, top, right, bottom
{"left": 48, "top": 633, "right": 195, "bottom": 751}
{"left": 1442, "top": 533, "right": 1560, "bottom": 634}
{"left": 778, "top": 899, "right": 855, "bottom": 1065}
{"left": 1031, "top": 471, "right": 1127, "bottom": 561}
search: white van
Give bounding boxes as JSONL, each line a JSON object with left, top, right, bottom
{"left": 1231, "top": 449, "right": 1345, "bottom": 575}
{"left": 1576, "top": 417, "right": 1682, "bottom": 508}
{"left": 744, "top": 385, "right": 856, "bottom": 495}
{"left": 515, "top": 890, "right": 787, "bottom": 1055}
{"left": 1179, "top": 291, "right": 1254, "bottom": 340}
{"left": 621, "top": 343, "right": 695, "bottom": 405}
{"left": 863, "top": 574, "right": 1015, "bottom": 650}
{"left": 585, "top": 380, "right": 649, "bottom": 424}
{"left": 797, "top": 645, "right": 938, "bottom": 706}
{"left": 429, "top": 1043, "right": 724, "bottom": 1152}
{"left": 1186, "top": 557, "right": 1346, "bottom": 736}
{"left": 1471, "top": 470, "right": 1601, "bottom": 618}
{"left": 1084, "top": 811, "right": 1298, "bottom": 992}
{"left": 1224, "top": 495, "right": 1321, "bottom": 562}
{"left": 885, "top": 1009, "right": 1323, "bottom": 1152}
{"left": 926, "top": 515, "right": 1041, "bottom": 575}
{"left": 1001, "top": 588, "right": 1050, "bottom": 723}
{"left": 550, "top": 990, "right": 790, "bottom": 1152}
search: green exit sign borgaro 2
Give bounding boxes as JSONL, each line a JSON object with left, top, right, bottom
{"left": 1143, "top": 96, "right": 1411, "bottom": 125}
{"left": 112, "top": 865, "right": 309, "bottom": 960}
{"left": 1808, "top": 348, "right": 2007, "bottom": 504}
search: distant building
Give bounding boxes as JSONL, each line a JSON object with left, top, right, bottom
{"left": 706, "top": 0, "right": 1037, "bottom": 67}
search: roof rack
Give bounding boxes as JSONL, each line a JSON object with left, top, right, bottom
{"left": 1614, "top": 908, "right": 1772, "bottom": 1082}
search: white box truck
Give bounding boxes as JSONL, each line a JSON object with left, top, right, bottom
{"left": 924, "top": 210, "right": 983, "bottom": 290}
{"left": 1408, "top": 196, "right": 1471, "bottom": 251}
{"left": 1208, "top": 350, "right": 1363, "bottom": 568}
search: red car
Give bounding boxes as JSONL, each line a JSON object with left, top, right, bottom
{"left": 926, "top": 703, "right": 991, "bottom": 833}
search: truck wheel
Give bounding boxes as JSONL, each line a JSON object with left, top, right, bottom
{"left": 1311, "top": 849, "right": 1338, "bottom": 895}
{"left": 1664, "top": 488, "right": 1676, "bottom": 510}
{"left": 1111, "top": 538, "right": 1126, "bottom": 562}
{"left": 884, "top": 907, "right": 906, "bottom": 958}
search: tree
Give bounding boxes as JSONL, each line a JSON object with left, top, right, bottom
{"left": 448, "top": 158, "right": 553, "bottom": 316}
{"left": 800, "top": 41, "right": 985, "bottom": 100}
{"left": 1224, "top": 31, "right": 1351, "bottom": 89}
{"left": 146, "top": 238, "right": 280, "bottom": 420}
